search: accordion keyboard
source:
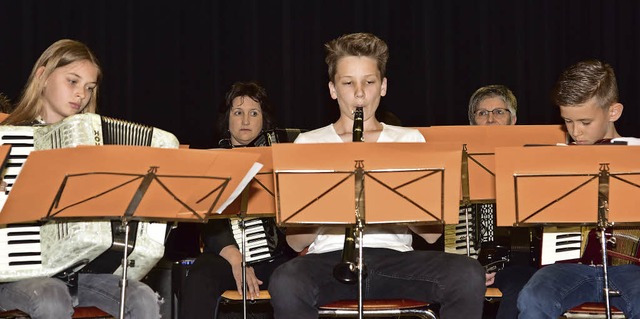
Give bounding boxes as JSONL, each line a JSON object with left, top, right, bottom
{"left": 0, "top": 126, "right": 35, "bottom": 206}
{"left": 0, "top": 225, "right": 41, "bottom": 271}
{"left": 540, "top": 227, "right": 583, "bottom": 265}
{"left": 230, "top": 218, "right": 275, "bottom": 264}
{"left": 444, "top": 203, "right": 496, "bottom": 258}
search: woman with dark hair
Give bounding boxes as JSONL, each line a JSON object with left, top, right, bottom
{"left": 180, "top": 81, "right": 294, "bottom": 319}
{"left": 218, "top": 81, "right": 274, "bottom": 148}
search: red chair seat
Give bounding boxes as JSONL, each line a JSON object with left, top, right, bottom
{"left": 320, "top": 299, "right": 430, "bottom": 310}
{"left": 0, "top": 307, "right": 112, "bottom": 319}
{"left": 563, "top": 302, "right": 625, "bottom": 318}
{"left": 72, "top": 307, "right": 113, "bottom": 318}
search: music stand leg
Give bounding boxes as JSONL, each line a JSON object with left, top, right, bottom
{"left": 119, "top": 219, "right": 131, "bottom": 319}
{"left": 463, "top": 205, "right": 472, "bottom": 257}
{"left": 599, "top": 227, "right": 619, "bottom": 319}
{"left": 357, "top": 226, "right": 364, "bottom": 319}
{"left": 240, "top": 217, "right": 248, "bottom": 319}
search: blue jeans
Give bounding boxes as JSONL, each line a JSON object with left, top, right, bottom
{"left": 0, "top": 273, "right": 160, "bottom": 319}
{"left": 268, "top": 248, "right": 486, "bottom": 319}
{"left": 517, "top": 264, "right": 640, "bottom": 319}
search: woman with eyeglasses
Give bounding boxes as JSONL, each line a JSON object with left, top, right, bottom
{"left": 468, "top": 85, "right": 518, "bottom": 126}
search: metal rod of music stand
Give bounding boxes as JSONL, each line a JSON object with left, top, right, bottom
{"left": 240, "top": 217, "right": 248, "bottom": 319}
{"left": 354, "top": 160, "right": 365, "bottom": 319}
{"left": 237, "top": 186, "right": 251, "bottom": 319}
{"left": 356, "top": 221, "right": 364, "bottom": 319}
{"left": 460, "top": 145, "right": 473, "bottom": 256}
{"left": 118, "top": 166, "right": 158, "bottom": 318}
{"left": 597, "top": 163, "right": 619, "bottom": 319}
{"left": 119, "top": 219, "right": 131, "bottom": 318}
{"left": 599, "top": 226, "right": 617, "bottom": 319}
{"left": 463, "top": 206, "right": 472, "bottom": 256}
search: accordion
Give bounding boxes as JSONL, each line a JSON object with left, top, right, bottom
{"left": 0, "top": 113, "right": 179, "bottom": 282}
{"left": 221, "top": 128, "right": 302, "bottom": 264}
{"left": 230, "top": 217, "right": 282, "bottom": 265}
{"left": 444, "top": 203, "right": 497, "bottom": 258}
{"left": 445, "top": 203, "right": 539, "bottom": 270}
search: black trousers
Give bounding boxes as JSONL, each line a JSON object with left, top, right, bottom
{"left": 268, "top": 248, "right": 486, "bottom": 319}
{"left": 180, "top": 252, "right": 292, "bottom": 319}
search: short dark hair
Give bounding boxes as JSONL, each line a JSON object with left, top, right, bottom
{"left": 219, "top": 81, "right": 274, "bottom": 137}
{"left": 324, "top": 32, "right": 389, "bottom": 82}
{"left": 551, "top": 59, "right": 618, "bottom": 109}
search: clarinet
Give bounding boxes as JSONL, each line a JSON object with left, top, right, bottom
{"left": 333, "top": 107, "right": 365, "bottom": 283}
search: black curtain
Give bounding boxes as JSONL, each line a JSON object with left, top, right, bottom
{"left": 1, "top": 0, "right": 639, "bottom": 148}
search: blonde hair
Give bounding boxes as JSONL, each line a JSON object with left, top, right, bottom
{"left": 324, "top": 33, "right": 389, "bottom": 83}
{"left": 3, "top": 39, "right": 102, "bottom": 125}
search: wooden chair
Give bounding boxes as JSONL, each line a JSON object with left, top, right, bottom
{"left": 485, "top": 287, "right": 503, "bottom": 299}
{"left": 217, "top": 290, "right": 439, "bottom": 318}
{"left": 0, "top": 307, "right": 113, "bottom": 319}
{"left": 214, "top": 290, "right": 272, "bottom": 319}
{"left": 318, "top": 299, "right": 437, "bottom": 318}
{"left": 561, "top": 303, "right": 626, "bottom": 319}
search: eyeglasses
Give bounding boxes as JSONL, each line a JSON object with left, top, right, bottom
{"left": 474, "top": 108, "right": 511, "bottom": 118}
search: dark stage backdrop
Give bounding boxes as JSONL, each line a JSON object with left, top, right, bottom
{"left": 1, "top": 0, "right": 639, "bottom": 148}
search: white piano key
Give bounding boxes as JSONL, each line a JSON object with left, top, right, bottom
{"left": 8, "top": 147, "right": 34, "bottom": 157}
{"left": 244, "top": 240, "right": 268, "bottom": 249}
{"left": 230, "top": 217, "right": 274, "bottom": 264}
{"left": 0, "top": 262, "right": 41, "bottom": 270}
{"left": 0, "top": 242, "right": 41, "bottom": 254}
{"left": 0, "top": 225, "right": 41, "bottom": 234}
{"left": 246, "top": 247, "right": 270, "bottom": 257}
{"left": 1, "top": 254, "right": 42, "bottom": 264}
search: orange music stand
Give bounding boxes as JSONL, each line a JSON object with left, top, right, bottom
{"left": 0, "top": 145, "right": 262, "bottom": 224}
{"left": 416, "top": 125, "right": 568, "bottom": 257}
{"left": 217, "top": 146, "right": 275, "bottom": 218}
{"left": 417, "top": 125, "right": 567, "bottom": 202}
{"left": 271, "top": 142, "right": 462, "bottom": 226}
{"left": 272, "top": 142, "right": 462, "bottom": 317}
{"left": 495, "top": 145, "right": 640, "bottom": 319}
{"left": 495, "top": 145, "right": 640, "bottom": 227}
{"left": 0, "top": 145, "right": 262, "bottom": 317}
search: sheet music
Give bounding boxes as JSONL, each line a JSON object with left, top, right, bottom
{"left": 215, "top": 162, "right": 263, "bottom": 214}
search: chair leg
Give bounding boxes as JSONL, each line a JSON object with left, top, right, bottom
{"left": 213, "top": 295, "right": 224, "bottom": 319}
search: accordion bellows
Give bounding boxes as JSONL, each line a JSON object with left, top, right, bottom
{"left": 33, "top": 113, "right": 179, "bottom": 149}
